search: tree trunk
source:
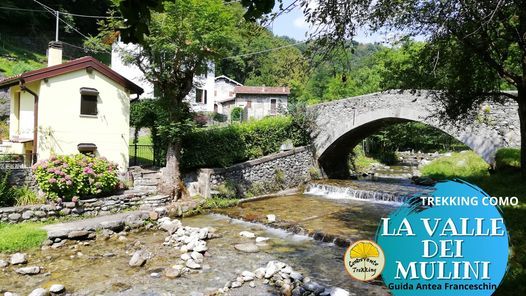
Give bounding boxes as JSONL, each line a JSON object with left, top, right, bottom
{"left": 518, "top": 91, "right": 526, "bottom": 179}
{"left": 160, "top": 139, "right": 182, "bottom": 199}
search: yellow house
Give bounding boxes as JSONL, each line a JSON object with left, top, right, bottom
{"left": 0, "top": 43, "right": 143, "bottom": 171}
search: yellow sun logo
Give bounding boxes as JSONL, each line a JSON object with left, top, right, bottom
{"left": 344, "top": 240, "right": 385, "bottom": 281}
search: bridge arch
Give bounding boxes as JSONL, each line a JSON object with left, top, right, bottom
{"left": 309, "top": 91, "right": 520, "bottom": 179}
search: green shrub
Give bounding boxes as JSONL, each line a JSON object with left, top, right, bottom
{"left": 181, "top": 116, "right": 309, "bottom": 169}
{"left": 0, "top": 120, "right": 9, "bottom": 140}
{"left": 231, "top": 107, "right": 244, "bottom": 122}
{"left": 308, "top": 167, "right": 322, "bottom": 180}
{"left": 32, "top": 154, "right": 121, "bottom": 201}
{"left": 349, "top": 145, "right": 376, "bottom": 173}
{"left": 212, "top": 112, "right": 227, "bottom": 122}
{"left": 0, "top": 170, "right": 16, "bottom": 207}
{"left": 214, "top": 181, "right": 237, "bottom": 199}
{"left": 420, "top": 151, "right": 490, "bottom": 179}
{"left": 15, "top": 186, "right": 43, "bottom": 206}
{"left": 495, "top": 148, "right": 520, "bottom": 171}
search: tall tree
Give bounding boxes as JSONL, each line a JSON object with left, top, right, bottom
{"left": 94, "top": 0, "right": 242, "bottom": 197}
{"left": 299, "top": 0, "right": 526, "bottom": 177}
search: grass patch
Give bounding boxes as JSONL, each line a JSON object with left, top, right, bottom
{"left": 0, "top": 223, "right": 47, "bottom": 253}
{"left": 203, "top": 197, "right": 240, "bottom": 209}
{"left": 0, "top": 40, "right": 45, "bottom": 77}
{"left": 420, "top": 151, "right": 490, "bottom": 179}
{"left": 495, "top": 148, "right": 521, "bottom": 172}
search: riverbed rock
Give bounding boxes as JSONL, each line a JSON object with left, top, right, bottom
{"left": 49, "top": 284, "right": 65, "bottom": 294}
{"left": 193, "top": 241, "right": 208, "bottom": 253}
{"left": 10, "top": 253, "right": 27, "bottom": 265}
{"left": 304, "top": 281, "right": 325, "bottom": 294}
{"left": 264, "top": 261, "right": 279, "bottom": 278}
{"left": 180, "top": 253, "right": 191, "bottom": 261}
{"left": 164, "top": 267, "right": 182, "bottom": 279}
{"left": 185, "top": 259, "right": 201, "bottom": 269}
{"left": 191, "top": 251, "right": 204, "bottom": 261}
{"left": 239, "top": 231, "right": 256, "bottom": 238}
{"left": 234, "top": 243, "right": 259, "bottom": 253}
{"left": 67, "top": 230, "right": 91, "bottom": 240}
{"left": 129, "top": 250, "right": 147, "bottom": 267}
{"left": 160, "top": 219, "right": 182, "bottom": 234}
{"left": 329, "top": 287, "right": 350, "bottom": 296}
{"left": 241, "top": 270, "right": 255, "bottom": 281}
{"left": 254, "top": 267, "right": 266, "bottom": 279}
{"left": 28, "top": 288, "right": 48, "bottom": 296}
{"left": 255, "top": 237, "right": 270, "bottom": 243}
{"left": 0, "top": 259, "right": 9, "bottom": 267}
{"left": 289, "top": 271, "right": 304, "bottom": 282}
{"left": 266, "top": 214, "right": 276, "bottom": 222}
{"left": 99, "top": 220, "right": 124, "bottom": 232}
{"left": 15, "top": 266, "right": 41, "bottom": 275}
{"left": 231, "top": 281, "right": 242, "bottom": 288}
{"left": 4, "top": 292, "right": 20, "bottom": 296}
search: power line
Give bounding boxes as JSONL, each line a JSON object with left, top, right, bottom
{"left": 0, "top": 4, "right": 119, "bottom": 19}
{"left": 33, "top": 0, "right": 110, "bottom": 54}
{"left": 222, "top": 40, "right": 308, "bottom": 59}
{"left": 0, "top": 6, "right": 46, "bottom": 13}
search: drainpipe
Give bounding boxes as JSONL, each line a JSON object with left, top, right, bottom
{"left": 19, "top": 80, "right": 38, "bottom": 164}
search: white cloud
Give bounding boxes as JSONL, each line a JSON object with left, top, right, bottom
{"left": 293, "top": 16, "right": 309, "bottom": 29}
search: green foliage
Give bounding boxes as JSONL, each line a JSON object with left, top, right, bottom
{"left": 214, "top": 181, "right": 238, "bottom": 199}
{"left": 182, "top": 116, "right": 309, "bottom": 169}
{"left": 15, "top": 186, "right": 43, "bottom": 206}
{"left": 0, "top": 170, "right": 16, "bottom": 207}
{"left": 230, "top": 107, "right": 244, "bottom": 122}
{"left": 0, "top": 121, "right": 9, "bottom": 139}
{"left": 420, "top": 151, "right": 490, "bottom": 180}
{"left": 348, "top": 145, "right": 376, "bottom": 173}
{"left": 365, "top": 122, "right": 468, "bottom": 156}
{"left": 212, "top": 112, "right": 228, "bottom": 123}
{"left": 0, "top": 222, "right": 48, "bottom": 252}
{"left": 202, "top": 197, "right": 239, "bottom": 209}
{"left": 495, "top": 148, "right": 521, "bottom": 172}
{"left": 308, "top": 167, "right": 321, "bottom": 180}
{"left": 216, "top": 23, "right": 307, "bottom": 98}
{"left": 32, "top": 154, "right": 121, "bottom": 201}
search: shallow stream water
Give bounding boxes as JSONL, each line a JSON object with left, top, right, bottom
{"left": 1, "top": 178, "right": 432, "bottom": 295}
{"left": 1, "top": 213, "right": 388, "bottom": 295}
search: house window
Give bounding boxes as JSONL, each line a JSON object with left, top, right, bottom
{"left": 80, "top": 87, "right": 99, "bottom": 116}
{"left": 271, "top": 99, "right": 277, "bottom": 114}
{"left": 195, "top": 88, "right": 208, "bottom": 104}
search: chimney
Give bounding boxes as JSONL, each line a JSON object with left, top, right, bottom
{"left": 47, "top": 41, "right": 63, "bottom": 67}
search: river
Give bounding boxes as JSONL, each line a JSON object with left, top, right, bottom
{"left": 1, "top": 178, "right": 432, "bottom": 295}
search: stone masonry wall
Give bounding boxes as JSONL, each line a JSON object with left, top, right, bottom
{"left": 0, "top": 191, "right": 170, "bottom": 224}
{"left": 194, "top": 146, "right": 315, "bottom": 197}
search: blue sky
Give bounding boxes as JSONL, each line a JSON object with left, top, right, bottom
{"left": 268, "top": 0, "right": 396, "bottom": 44}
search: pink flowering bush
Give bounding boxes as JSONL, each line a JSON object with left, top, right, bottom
{"left": 32, "top": 154, "right": 120, "bottom": 201}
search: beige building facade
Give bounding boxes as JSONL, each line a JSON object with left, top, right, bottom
{"left": 0, "top": 44, "right": 143, "bottom": 171}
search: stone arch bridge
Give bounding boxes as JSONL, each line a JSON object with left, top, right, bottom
{"left": 308, "top": 90, "right": 521, "bottom": 178}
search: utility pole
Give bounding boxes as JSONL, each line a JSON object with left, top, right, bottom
{"left": 55, "top": 10, "right": 59, "bottom": 41}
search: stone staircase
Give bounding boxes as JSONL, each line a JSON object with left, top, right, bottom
{"left": 130, "top": 168, "right": 162, "bottom": 193}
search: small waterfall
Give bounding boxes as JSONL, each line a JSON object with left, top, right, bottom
{"left": 304, "top": 183, "right": 414, "bottom": 204}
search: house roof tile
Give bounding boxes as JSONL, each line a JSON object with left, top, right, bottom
{"left": 0, "top": 56, "right": 143, "bottom": 94}
{"left": 234, "top": 86, "right": 290, "bottom": 95}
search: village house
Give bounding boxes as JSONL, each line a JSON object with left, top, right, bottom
{"left": 0, "top": 42, "right": 143, "bottom": 171}
{"left": 221, "top": 85, "right": 289, "bottom": 120}
{"left": 111, "top": 43, "right": 289, "bottom": 121}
